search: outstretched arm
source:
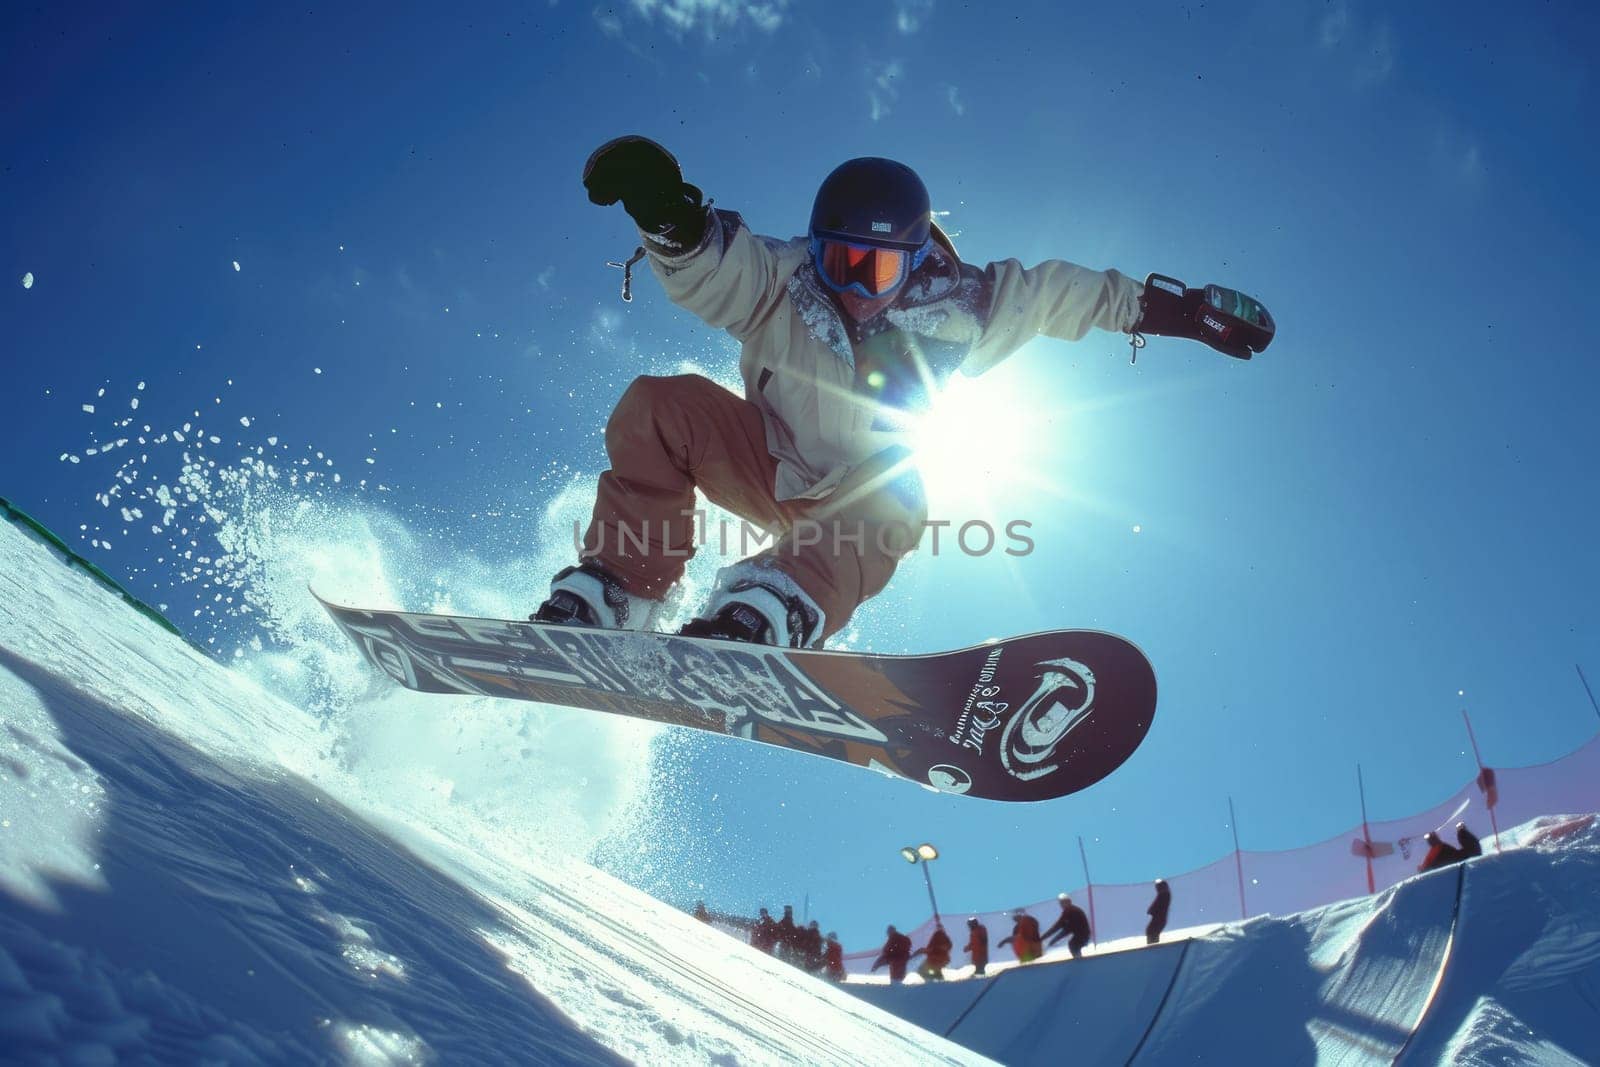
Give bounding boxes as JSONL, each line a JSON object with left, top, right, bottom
{"left": 962, "top": 258, "right": 1144, "bottom": 375}
{"left": 582, "top": 135, "right": 792, "bottom": 341}
{"left": 961, "top": 259, "right": 1275, "bottom": 374}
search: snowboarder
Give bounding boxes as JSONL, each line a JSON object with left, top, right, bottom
{"left": 1456, "top": 822, "right": 1483, "bottom": 859}
{"left": 1146, "top": 879, "right": 1172, "bottom": 945}
{"left": 824, "top": 931, "right": 847, "bottom": 983}
{"left": 964, "top": 916, "right": 990, "bottom": 976}
{"left": 1419, "top": 831, "right": 1466, "bottom": 872}
{"left": 532, "top": 136, "right": 1273, "bottom": 647}
{"left": 870, "top": 925, "right": 914, "bottom": 984}
{"left": 998, "top": 909, "right": 1044, "bottom": 964}
{"left": 693, "top": 900, "right": 712, "bottom": 923}
{"left": 1041, "top": 893, "right": 1092, "bottom": 959}
{"left": 909, "top": 924, "right": 953, "bottom": 982}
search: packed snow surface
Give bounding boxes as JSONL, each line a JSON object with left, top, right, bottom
{"left": 0, "top": 517, "right": 988, "bottom": 1064}
{"left": 850, "top": 814, "right": 1600, "bottom": 1064}
{"left": 5, "top": 505, "right": 1597, "bottom": 1065}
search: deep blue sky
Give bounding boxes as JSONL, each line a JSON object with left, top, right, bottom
{"left": 4, "top": 1, "right": 1598, "bottom": 946}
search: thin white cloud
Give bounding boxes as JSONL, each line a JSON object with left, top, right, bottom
{"left": 1318, "top": 1, "right": 1349, "bottom": 48}
{"left": 1432, "top": 127, "right": 1487, "bottom": 190}
{"left": 868, "top": 59, "right": 904, "bottom": 122}
{"left": 1355, "top": 21, "right": 1395, "bottom": 86}
{"left": 895, "top": 0, "right": 934, "bottom": 34}
{"left": 945, "top": 84, "right": 965, "bottom": 117}
{"left": 625, "top": 0, "right": 789, "bottom": 36}
{"left": 1315, "top": 4, "right": 1396, "bottom": 89}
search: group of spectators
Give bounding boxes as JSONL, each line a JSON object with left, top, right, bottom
{"left": 694, "top": 820, "right": 1489, "bottom": 987}
{"left": 868, "top": 880, "right": 1173, "bottom": 984}
{"left": 1419, "top": 821, "right": 1483, "bottom": 871}
{"left": 695, "top": 901, "right": 848, "bottom": 982}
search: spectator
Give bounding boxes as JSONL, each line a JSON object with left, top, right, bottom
{"left": 1419, "top": 831, "right": 1466, "bottom": 872}
{"left": 776, "top": 904, "right": 799, "bottom": 964}
{"left": 1146, "top": 880, "right": 1172, "bottom": 945}
{"left": 1456, "top": 822, "right": 1483, "bottom": 859}
{"left": 964, "top": 917, "right": 990, "bottom": 976}
{"left": 998, "top": 909, "right": 1044, "bottom": 964}
{"left": 751, "top": 907, "right": 777, "bottom": 954}
{"left": 799, "top": 920, "right": 825, "bottom": 973}
{"left": 871, "top": 925, "right": 913, "bottom": 984}
{"left": 693, "top": 900, "right": 711, "bottom": 923}
{"left": 824, "top": 931, "right": 847, "bottom": 983}
{"left": 1042, "top": 893, "right": 1092, "bottom": 959}
{"left": 910, "top": 924, "right": 953, "bottom": 982}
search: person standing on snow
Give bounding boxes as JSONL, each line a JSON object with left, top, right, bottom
{"left": 824, "top": 931, "right": 847, "bottom": 983}
{"left": 532, "top": 136, "right": 1274, "bottom": 647}
{"left": 1419, "top": 831, "right": 1466, "bottom": 872}
{"left": 908, "top": 923, "right": 953, "bottom": 981}
{"left": 1041, "top": 893, "right": 1092, "bottom": 959}
{"left": 799, "top": 919, "right": 825, "bottom": 973}
{"left": 1146, "top": 879, "right": 1172, "bottom": 945}
{"left": 998, "top": 909, "right": 1044, "bottom": 964}
{"left": 871, "top": 925, "right": 914, "bottom": 983}
{"left": 775, "top": 904, "right": 799, "bottom": 964}
{"left": 750, "top": 907, "right": 777, "bottom": 954}
{"left": 964, "top": 916, "right": 990, "bottom": 976}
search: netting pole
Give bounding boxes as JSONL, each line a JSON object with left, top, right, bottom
{"left": 1579, "top": 664, "right": 1600, "bottom": 725}
{"left": 1357, "top": 763, "right": 1376, "bottom": 895}
{"left": 1461, "top": 709, "right": 1502, "bottom": 854}
{"left": 1077, "top": 835, "right": 1098, "bottom": 948}
{"left": 1227, "top": 796, "right": 1247, "bottom": 920}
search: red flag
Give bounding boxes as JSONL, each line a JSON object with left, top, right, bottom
{"left": 1351, "top": 838, "right": 1395, "bottom": 859}
{"left": 1477, "top": 766, "right": 1499, "bottom": 809}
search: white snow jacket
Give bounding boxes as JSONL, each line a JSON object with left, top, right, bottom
{"left": 642, "top": 208, "right": 1144, "bottom": 501}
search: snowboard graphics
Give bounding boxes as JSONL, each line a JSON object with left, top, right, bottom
{"left": 315, "top": 594, "right": 1157, "bottom": 803}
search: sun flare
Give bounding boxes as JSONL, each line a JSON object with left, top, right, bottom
{"left": 908, "top": 371, "right": 1055, "bottom": 516}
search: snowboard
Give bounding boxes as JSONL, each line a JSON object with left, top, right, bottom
{"left": 315, "top": 593, "right": 1157, "bottom": 803}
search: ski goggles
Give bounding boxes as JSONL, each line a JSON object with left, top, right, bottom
{"left": 810, "top": 236, "right": 931, "bottom": 298}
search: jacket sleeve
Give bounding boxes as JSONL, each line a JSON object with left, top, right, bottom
{"left": 961, "top": 258, "right": 1145, "bottom": 376}
{"left": 642, "top": 208, "right": 793, "bottom": 341}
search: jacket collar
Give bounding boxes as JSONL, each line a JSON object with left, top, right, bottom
{"left": 785, "top": 240, "right": 969, "bottom": 372}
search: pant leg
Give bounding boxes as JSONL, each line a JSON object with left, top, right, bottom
{"left": 759, "top": 445, "right": 928, "bottom": 640}
{"left": 583, "top": 374, "right": 789, "bottom": 598}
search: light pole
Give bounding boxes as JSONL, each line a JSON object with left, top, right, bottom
{"left": 899, "top": 842, "right": 941, "bottom": 924}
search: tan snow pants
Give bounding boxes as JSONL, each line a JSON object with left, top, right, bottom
{"left": 579, "top": 374, "right": 926, "bottom": 639}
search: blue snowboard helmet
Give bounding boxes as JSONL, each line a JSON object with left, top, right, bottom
{"left": 809, "top": 157, "right": 934, "bottom": 299}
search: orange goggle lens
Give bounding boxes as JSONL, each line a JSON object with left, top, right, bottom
{"left": 817, "top": 240, "right": 909, "bottom": 297}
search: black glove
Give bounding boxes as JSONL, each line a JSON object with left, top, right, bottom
{"left": 582, "top": 135, "right": 707, "bottom": 244}
{"left": 1136, "top": 273, "right": 1275, "bottom": 360}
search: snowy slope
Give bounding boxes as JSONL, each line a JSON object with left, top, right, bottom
{"left": 0, "top": 517, "right": 992, "bottom": 1065}
{"left": 849, "top": 814, "right": 1600, "bottom": 1065}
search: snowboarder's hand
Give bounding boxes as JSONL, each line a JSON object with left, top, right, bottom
{"left": 1136, "top": 274, "right": 1274, "bottom": 360}
{"left": 582, "top": 135, "right": 706, "bottom": 241}
{"left": 583, "top": 136, "right": 680, "bottom": 207}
